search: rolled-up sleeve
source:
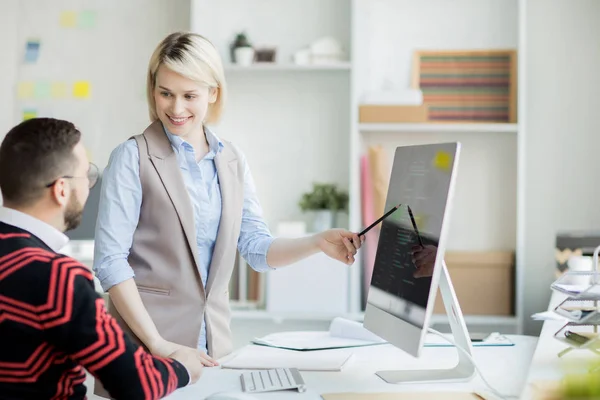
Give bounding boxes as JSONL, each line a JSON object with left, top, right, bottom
{"left": 236, "top": 148, "right": 275, "bottom": 273}
{"left": 93, "top": 139, "right": 142, "bottom": 291}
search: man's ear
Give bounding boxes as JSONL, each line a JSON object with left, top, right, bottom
{"left": 208, "top": 87, "right": 218, "bottom": 104}
{"left": 50, "top": 180, "right": 69, "bottom": 207}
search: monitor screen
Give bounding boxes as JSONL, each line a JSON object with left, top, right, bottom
{"left": 368, "top": 143, "right": 458, "bottom": 329}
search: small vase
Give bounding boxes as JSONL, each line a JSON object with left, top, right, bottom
{"left": 234, "top": 47, "right": 255, "bottom": 66}
{"left": 311, "top": 210, "right": 334, "bottom": 232}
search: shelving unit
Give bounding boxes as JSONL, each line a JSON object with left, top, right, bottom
{"left": 191, "top": 0, "right": 524, "bottom": 334}
{"left": 358, "top": 123, "right": 518, "bottom": 134}
{"left": 349, "top": 0, "right": 522, "bottom": 334}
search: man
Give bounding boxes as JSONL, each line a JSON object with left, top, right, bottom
{"left": 0, "top": 118, "right": 202, "bottom": 399}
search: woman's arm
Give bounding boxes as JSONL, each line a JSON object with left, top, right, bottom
{"left": 93, "top": 140, "right": 215, "bottom": 365}
{"left": 234, "top": 144, "right": 362, "bottom": 270}
{"left": 267, "top": 230, "right": 362, "bottom": 267}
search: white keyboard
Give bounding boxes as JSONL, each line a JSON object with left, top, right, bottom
{"left": 240, "top": 368, "right": 306, "bottom": 393}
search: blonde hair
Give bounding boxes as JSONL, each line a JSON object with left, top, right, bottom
{"left": 147, "top": 32, "right": 226, "bottom": 124}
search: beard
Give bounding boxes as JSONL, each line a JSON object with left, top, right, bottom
{"left": 64, "top": 190, "right": 84, "bottom": 232}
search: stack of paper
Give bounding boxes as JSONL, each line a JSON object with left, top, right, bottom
{"left": 252, "top": 317, "right": 386, "bottom": 351}
{"left": 220, "top": 345, "right": 353, "bottom": 371}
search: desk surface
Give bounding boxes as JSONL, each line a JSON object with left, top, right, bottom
{"left": 521, "top": 291, "right": 598, "bottom": 399}
{"left": 167, "top": 336, "right": 537, "bottom": 399}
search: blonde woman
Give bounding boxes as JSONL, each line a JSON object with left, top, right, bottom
{"left": 93, "top": 31, "right": 362, "bottom": 387}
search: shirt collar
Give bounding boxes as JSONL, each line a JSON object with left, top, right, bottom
{"left": 0, "top": 207, "right": 69, "bottom": 252}
{"left": 162, "top": 123, "right": 224, "bottom": 155}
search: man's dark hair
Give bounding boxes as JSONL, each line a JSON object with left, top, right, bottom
{"left": 0, "top": 118, "right": 81, "bottom": 206}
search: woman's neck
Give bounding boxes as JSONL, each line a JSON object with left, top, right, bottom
{"left": 184, "top": 126, "right": 209, "bottom": 161}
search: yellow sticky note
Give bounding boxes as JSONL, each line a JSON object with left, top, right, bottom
{"left": 60, "top": 11, "right": 77, "bottom": 28}
{"left": 433, "top": 151, "right": 452, "bottom": 171}
{"left": 17, "top": 82, "right": 35, "bottom": 99}
{"left": 73, "top": 81, "right": 91, "bottom": 99}
{"left": 23, "top": 109, "right": 37, "bottom": 121}
{"left": 51, "top": 82, "right": 67, "bottom": 99}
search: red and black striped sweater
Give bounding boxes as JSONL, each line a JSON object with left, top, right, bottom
{"left": 0, "top": 222, "right": 189, "bottom": 399}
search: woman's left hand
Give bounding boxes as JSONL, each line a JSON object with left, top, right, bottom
{"left": 315, "top": 229, "right": 363, "bottom": 265}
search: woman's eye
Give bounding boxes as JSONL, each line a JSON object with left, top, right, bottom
{"left": 185, "top": 94, "right": 196, "bottom": 100}
{"left": 161, "top": 91, "right": 171, "bottom": 97}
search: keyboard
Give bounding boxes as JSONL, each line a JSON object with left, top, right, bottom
{"left": 240, "top": 368, "right": 306, "bottom": 393}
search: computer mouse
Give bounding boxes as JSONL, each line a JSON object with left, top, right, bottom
{"left": 205, "top": 392, "right": 259, "bottom": 400}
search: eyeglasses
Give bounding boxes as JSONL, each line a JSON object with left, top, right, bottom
{"left": 45, "top": 162, "right": 99, "bottom": 189}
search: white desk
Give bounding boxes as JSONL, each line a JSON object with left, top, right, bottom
{"left": 167, "top": 336, "right": 537, "bottom": 399}
{"left": 521, "top": 291, "right": 598, "bottom": 399}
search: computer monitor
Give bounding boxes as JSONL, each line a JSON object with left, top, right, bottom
{"left": 363, "top": 142, "right": 475, "bottom": 384}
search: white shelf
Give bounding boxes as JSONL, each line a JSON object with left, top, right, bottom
{"left": 224, "top": 62, "right": 351, "bottom": 71}
{"left": 359, "top": 123, "right": 518, "bottom": 133}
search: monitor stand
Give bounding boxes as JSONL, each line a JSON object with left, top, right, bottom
{"left": 376, "top": 260, "right": 476, "bottom": 384}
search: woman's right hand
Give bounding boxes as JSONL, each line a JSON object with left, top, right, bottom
{"left": 167, "top": 347, "right": 205, "bottom": 384}
{"left": 150, "top": 337, "right": 218, "bottom": 367}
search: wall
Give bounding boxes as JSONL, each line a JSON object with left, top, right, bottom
{"left": 523, "top": 0, "right": 600, "bottom": 334}
{"left": 0, "top": 0, "right": 190, "bottom": 168}
{"left": 0, "top": 0, "right": 19, "bottom": 135}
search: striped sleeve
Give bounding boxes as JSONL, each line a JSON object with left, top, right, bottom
{"left": 42, "top": 256, "right": 189, "bottom": 399}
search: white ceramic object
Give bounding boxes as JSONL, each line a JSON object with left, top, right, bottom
{"left": 568, "top": 255, "right": 593, "bottom": 272}
{"left": 311, "top": 210, "right": 334, "bottom": 232}
{"left": 234, "top": 47, "right": 254, "bottom": 66}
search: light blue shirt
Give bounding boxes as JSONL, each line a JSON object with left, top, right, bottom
{"left": 93, "top": 125, "right": 275, "bottom": 352}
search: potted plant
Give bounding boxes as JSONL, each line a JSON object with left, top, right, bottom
{"left": 230, "top": 31, "right": 254, "bottom": 66}
{"left": 299, "top": 183, "right": 349, "bottom": 232}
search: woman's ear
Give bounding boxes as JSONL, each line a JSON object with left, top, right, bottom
{"left": 208, "top": 87, "right": 218, "bottom": 104}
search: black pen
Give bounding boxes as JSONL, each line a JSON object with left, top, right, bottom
{"left": 407, "top": 205, "right": 424, "bottom": 247}
{"left": 358, "top": 203, "right": 402, "bottom": 237}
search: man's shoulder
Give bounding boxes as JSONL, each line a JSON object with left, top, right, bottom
{"left": 0, "top": 237, "right": 92, "bottom": 290}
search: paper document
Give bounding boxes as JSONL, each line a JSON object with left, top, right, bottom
{"left": 220, "top": 345, "right": 353, "bottom": 371}
{"left": 531, "top": 311, "right": 567, "bottom": 322}
{"left": 252, "top": 317, "right": 386, "bottom": 351}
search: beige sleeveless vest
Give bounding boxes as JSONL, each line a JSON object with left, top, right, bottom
{"left": 96, "top": 121, "right": 243, "bottom": 397}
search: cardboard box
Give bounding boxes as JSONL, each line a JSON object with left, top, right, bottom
{"left": 359, "top": 104, "right": 428, "bottom": 123}
{"left": 433, "top": 251, "right": 514, "bottom": 316}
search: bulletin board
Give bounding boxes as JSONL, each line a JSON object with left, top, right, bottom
{"left": 412, "top": 50, "right": 518, "bottom": 123}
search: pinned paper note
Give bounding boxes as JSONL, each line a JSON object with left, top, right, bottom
{"left": 35, "top": 82, "right": 51, "bottom": 99}
{"left": 433, "top": 151, "right": 452, "bottom": 171}
{"left": 73, "top": 81, "right": 91, "bottom": 99}
{"left": 24, "top": 40, "right": 40, "bottom": 63}
{"left": 51, "top": 82, "right": 67, "bottom": 99}
{"left": 78, "top": 10, "right": 96, "bottom": 28}
{"left": 60, "top": 11, "right": 77, "bottom": 28}
{"left": 17, "top": 82, "right": 35, "bottom": 99}
{"left": 22, "top": 109, "right": 37, "bottom": 121}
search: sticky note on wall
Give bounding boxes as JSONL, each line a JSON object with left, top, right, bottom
{"left": 60, "top": 11, "right": 77, "bottom": 28}
{"left": 73, "top": 81, "right": 91, "bottom": 99}
{"left": 433, "top": 151, "right": 452, "bottom": 171}
{"left": 35, "top": 82, "right": 51, "bottom": 99}
{"left": 17, "top": 82, "right": 35, "bottom": 99}
{"left": 51, "top": 82, "right": 67, "bottom": 99}
{"left": 24, "top": 40, "right": 40, "bottom": 63}
{"left": 23, "top": 109, "right": 37, "bottom": 121}
{"left": 78, "top": 10, "right": 96, "bottom": 28}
